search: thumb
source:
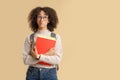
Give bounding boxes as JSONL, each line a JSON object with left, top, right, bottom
{"left": 51, "top": 47, "right": 55, "bottom": 50}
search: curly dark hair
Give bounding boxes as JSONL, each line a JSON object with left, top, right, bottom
{"left": 28, "top": 7, "right": 58, "bottom": 32}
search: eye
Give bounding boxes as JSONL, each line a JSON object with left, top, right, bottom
{"left": 37, "top": 16, "right": 48, "bottom": 20}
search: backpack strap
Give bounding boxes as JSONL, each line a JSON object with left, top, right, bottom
{"left": 51, "top": 32, "right": 56, "bottom": 39}
{"left": 30, "top": 33, "right": 35, "bottom": 49}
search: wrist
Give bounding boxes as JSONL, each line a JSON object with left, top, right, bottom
{"left": 35, "top": 55, "right": 40, "bottom": 60}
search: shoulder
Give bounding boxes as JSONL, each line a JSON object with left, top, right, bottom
{"left": 56, "top": 34, "right": 61, "bottom": 38}
{"left": 54, "top": 33, "right": 62, "bottom": 41}
{"left": 24, "top": 33, "right": 34, "bottom": 42}
{"left": 51, "top": 32, "right": 61, "bottom": 38}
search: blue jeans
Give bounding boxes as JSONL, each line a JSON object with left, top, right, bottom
{"left": 26, "top": 66, "right": 58, "bottom": 80}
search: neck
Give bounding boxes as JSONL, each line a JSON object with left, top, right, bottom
{"left": 38, "top": 26, "right": 47, "bottom": 30}
{"left": 37, "top": 27, "right": 49, "bottom": 32}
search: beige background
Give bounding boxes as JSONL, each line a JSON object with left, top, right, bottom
{"left": 0, "top": 0, "right": 120, "bottom": 80}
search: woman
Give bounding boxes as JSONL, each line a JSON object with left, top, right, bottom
{"left": 23, "top": 7, "right": 63, "bottom": 80}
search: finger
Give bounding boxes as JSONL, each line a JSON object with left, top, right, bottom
{"left": 52, "top": 47, "right": 55, "bottom": 49}
{"left": 31, "top": 49, "right": 35, "bottom": 55}
{"left": 51, "top": 48, "right": 55, "bottom": 50}
{"left": 34, "top": 46, "right": 38, "bottom": 54}
{"left": 31, "top": 49, "right": 34, "bottom": 53}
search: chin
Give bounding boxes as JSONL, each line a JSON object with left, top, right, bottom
{"left": 39, "top": 25, "right": 47, "bottom": 29}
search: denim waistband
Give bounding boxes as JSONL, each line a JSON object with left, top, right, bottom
{"left": 29, "top": 66, "right": 56, "bottom": 71}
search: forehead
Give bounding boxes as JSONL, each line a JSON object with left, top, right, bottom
{"left": 38, "top": 10, "right": 48, "bottom": 16}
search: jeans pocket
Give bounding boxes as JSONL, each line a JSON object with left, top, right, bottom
{"left": 47, "top": 68, "right": 58, "bottom": 80}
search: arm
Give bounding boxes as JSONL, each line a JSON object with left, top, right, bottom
{"left": 39, "top": 34, "right": 63, "bottom": 64}
{"left": 22, "top": 35, "right": 39, "bottom": 65}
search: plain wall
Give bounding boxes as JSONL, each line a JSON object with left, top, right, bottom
{"left": 0, "top": 0, "right": 120, "bottom": 80}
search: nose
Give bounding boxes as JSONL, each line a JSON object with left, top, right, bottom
{"left": 40, "top": 18, "right": 44, "bottom": 22}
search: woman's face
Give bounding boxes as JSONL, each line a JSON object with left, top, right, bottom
{"left": 37, "top": 10, "right": 49, "bottom": 30}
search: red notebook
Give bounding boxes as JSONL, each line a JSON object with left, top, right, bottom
{"left": 35, "top": 35, "right": 56, "bottom": 66}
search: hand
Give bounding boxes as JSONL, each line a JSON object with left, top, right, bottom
{"left": 44, "top": 48, "right": 56, "bottom": 56}
{"left": 30, "top": 47, "right": 40, "bottom": 59}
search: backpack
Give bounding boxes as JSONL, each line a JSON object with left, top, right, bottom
{"left": 30, "top": 32, "right": 59, "bottom": 71}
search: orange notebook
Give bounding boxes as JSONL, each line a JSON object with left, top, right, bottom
{"left": 35, "top": 35, "right": 56, "bottom": 66}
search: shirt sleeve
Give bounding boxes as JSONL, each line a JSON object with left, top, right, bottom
{"left": 39, "top": 34, "right": 63, "bottom": 64}
{"left": 22, "top": 35, "right": 39, "bottom": 65}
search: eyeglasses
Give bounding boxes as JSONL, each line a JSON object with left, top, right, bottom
{"left": 37, "top": 16, "right": 48, "bottom": 20}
